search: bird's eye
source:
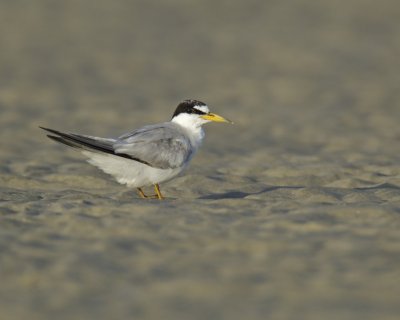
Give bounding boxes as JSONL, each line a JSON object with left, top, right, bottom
{"left": 191, "top": 108, "right": 206, "bottom": 115}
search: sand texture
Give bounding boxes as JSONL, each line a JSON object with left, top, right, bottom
{"left": 1, "top": 1, "right": 400, "bottom": 319}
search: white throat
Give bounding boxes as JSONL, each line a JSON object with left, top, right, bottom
{"left": 171, "top": 113, "right": 206, "bottom": 147}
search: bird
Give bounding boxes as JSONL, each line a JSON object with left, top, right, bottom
{"left": 40, "top": 99, "right": 232, "bottom": 200}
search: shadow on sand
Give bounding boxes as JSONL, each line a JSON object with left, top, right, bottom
{"left": 199, "top": 182, "right": 400, "bottom": 200}
{"left": 199, "top": 186, "right": 303, "bottom": 200}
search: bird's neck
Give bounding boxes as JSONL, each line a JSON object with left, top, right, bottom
{"left": 171, "top": 115, "right": 205, "bottom": 147}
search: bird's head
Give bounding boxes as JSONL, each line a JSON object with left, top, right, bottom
{"left": 171, "top": 99, "right": 232, "bottom": 129}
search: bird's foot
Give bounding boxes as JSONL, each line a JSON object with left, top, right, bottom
{"left": 154, "top": 184, "right": 164, "bottom": 200}
{"left": 137, "top": 185, "right": 164, "bottom": 200}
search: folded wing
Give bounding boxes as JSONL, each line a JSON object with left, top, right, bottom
{"left": 40, "top": 124, "right": 192, "bottom": 169}
{"left": 114, "top": 123, "right": 193, "bottom": 169}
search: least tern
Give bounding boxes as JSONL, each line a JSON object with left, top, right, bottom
{"left": 40, "top": 99, "right": 232, "bottom": 199}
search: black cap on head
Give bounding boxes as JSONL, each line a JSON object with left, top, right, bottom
{"left": 172, "top": 99, "right": 208, "bottom": 119}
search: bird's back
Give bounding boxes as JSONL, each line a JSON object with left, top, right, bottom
{"left": 114, "top": 122, "right": 196, "bottom": 169}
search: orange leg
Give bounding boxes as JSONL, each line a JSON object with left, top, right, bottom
{"left": 137, "top": 187, "right": 149, "bottom": 199}
{"left": 137, "top": 185, "right": 164, "bottom": 200}
{"left": 154, "top": 184, "right": 164, "bottom": 200}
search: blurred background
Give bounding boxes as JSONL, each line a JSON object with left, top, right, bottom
{"left": 1, "top": 1, "right": 400, "bottom": 320}
{"left": 2, "top": 0, "right": 399, "bottom": 155}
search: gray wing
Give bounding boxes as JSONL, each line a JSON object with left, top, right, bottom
{"left": 114, "top": 123, "right": 193, "bottom": 169}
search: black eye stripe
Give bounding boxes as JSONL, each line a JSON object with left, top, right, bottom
{"left": 191, "top": 108, "right": 207, "bottom": 115}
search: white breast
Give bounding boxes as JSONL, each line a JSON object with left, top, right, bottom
{"left": 83, "top": 151, "right": 184, "bottom": 187}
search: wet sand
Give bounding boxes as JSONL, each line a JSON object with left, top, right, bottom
{"left": 1, "top": 1, "right": 400, "bottom": 319}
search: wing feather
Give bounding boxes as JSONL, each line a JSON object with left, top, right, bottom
{"left": 40, "top": 127, "right": 152, "bottom": 166}
{"left": 114, "top": 123, "right": 192, "bottom": 169}
{"left": 40, "top": 123, "right": 192, "bottom": 169}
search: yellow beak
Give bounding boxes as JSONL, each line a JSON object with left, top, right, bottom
{"left": 201, "top": 112, "right": 233, "bottom": 123}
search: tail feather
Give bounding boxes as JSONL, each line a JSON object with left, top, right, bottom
{"left": 46, "top": 135, "right": 82, "bottom": 149}
{"left": 40, "top": 126, "right": 151, "bottom": 165}
{"left": 40, "top": 126, "right": 115, "bottom": 154}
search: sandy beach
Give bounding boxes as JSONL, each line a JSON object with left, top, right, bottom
{"left": 1, "top": 1, "right": 400, "bottom": 319}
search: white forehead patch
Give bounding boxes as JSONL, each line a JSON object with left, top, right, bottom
{"left": 194, "top": 105, "right": 209, "bottom": 114}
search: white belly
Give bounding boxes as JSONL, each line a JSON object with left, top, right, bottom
{"left": 82, "top": 151, "right": 184, "bottom": 187}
